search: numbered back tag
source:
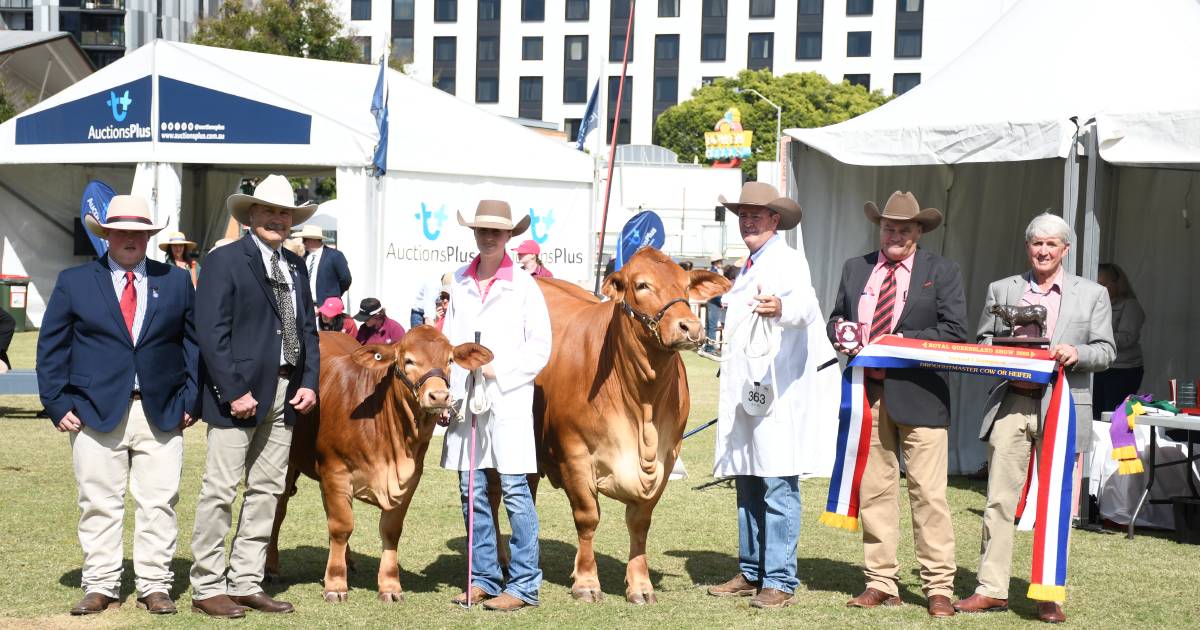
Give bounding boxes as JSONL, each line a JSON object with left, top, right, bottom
{"left": 741, "top": 381, "right": 775, "bottom": 417}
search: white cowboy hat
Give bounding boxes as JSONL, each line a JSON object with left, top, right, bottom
{"left": 84, "top": 195, "right": 166, "bottom": 239}
{"left": 157, "top": 231, "right": 197, "bottom": 252}
{"left": 225, "top": 174, "right": 317, "bottom": 226}
{"left": 456, "top": 200, "right": 530, "bottom": 237}
{"left": 292, "top": 224, "right": 329, "bottom": 241}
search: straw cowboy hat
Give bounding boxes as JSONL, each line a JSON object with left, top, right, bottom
{"left": 225, "top": 174, "right": 317, "bottom": 226}
{"left": 84, "top": 195, "right": 166, "bottom": 239}
{"left": 864, "top": 191, "right": 943, "bottom": 232}
{"left": 157, "top": 231, "right": 197, "bottom": 252}
{"left": 457, "top": 200, "right": 530, "bottom": 237}
{"left": 718, "top": 182, "right": 803, "bottom": 231}
{"left": 292, "top": 224, "right": 330, "bottom": 241}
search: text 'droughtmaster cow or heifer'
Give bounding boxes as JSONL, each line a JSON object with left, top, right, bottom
{"left": 534, "top": 248, "right": 731, "bottom": 604}
{"left": 266, "top": 328, "right": 492, "bottom": 602}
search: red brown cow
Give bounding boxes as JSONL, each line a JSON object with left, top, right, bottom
{"left": 534, "top": 248, "right": 730, "bottom": 604}
{"left": 266, "top": 327, "right": 491, "bottom": 602}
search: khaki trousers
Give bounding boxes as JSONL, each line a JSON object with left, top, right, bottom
{"left": 189, "top": 377, "right": 292, "bottom": 599}
{"left": 859, "top": 382, "right": 956, "bottom": 598}
{"left": 976, "top": 391, "right": 1073, "bottom": 601}
{"left": 70, "top": 399, "right": 183, "bottom": 598}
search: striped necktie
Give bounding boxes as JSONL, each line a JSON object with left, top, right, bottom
{"left": 869, "top": 260, "right": 900, "bottom": 342}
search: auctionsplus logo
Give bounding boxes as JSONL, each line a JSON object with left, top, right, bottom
{"left": 107, "top": 90, "right": 132, "bottom": 122}
{"left": 88, "top": 87, "right": 150, "bottom": 141}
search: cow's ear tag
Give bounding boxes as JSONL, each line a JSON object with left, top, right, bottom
{"left": 374, "top": 353, "right": 383, "bottom": 361}
{"left": 741, "top": 381, "right": 774, "bottom": 417}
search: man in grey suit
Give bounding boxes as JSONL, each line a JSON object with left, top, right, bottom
{"left": 954, "top": 213, "right": 1114, "bottom": 624}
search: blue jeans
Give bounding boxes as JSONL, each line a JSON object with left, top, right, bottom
{"left": 458, "top": 469, "right": 541, "bottom": 604}
{"left": 736, "top": 475, "right": 800, "bottom": 593}
{"left": 410, "top": 309, "right": 425, "bottom": 329}
{"left": 705, "top": 301, "right": 725, "bottom": 351}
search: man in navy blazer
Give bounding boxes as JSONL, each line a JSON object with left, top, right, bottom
{"left": 294, "top": 222, "right": 351, "bottom": 304}
{"left": 189, "top": 174, "right": 319, "bottom": 618}
{"left": 37, "top": 195, "right": 197, "bottom": 616}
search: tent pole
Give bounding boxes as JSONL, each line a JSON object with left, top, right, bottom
{"left": 1061, "top": 120, "right": 1082, "bottom": 274}
{"left": 1081, "top": 125, "right": 1102, "bottom": 282}
{"left": 592, "top": 0, "right": 635, "bottom": 294}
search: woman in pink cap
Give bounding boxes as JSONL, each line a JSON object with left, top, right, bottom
{"left": 316, "top": 296, "right": 357, "bottom": 336}
{"left": 512, "top": 240, "right": 553, "bottom": 278}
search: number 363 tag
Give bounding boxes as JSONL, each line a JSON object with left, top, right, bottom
{"left": 741, "top": 381, "right": 775, "bottom": 417}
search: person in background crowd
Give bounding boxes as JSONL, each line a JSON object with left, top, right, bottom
{"left": 434, "top": 272, "right": 452, "bottom": 331}
{"left": 190, "top": 174, "right": 320, "bottom": 619}
{"left": 828, "top": 191, "right": 967, "bottom": 618}
{"left": 353, "top": 297, "right": 406, "bottom": 345}
{"left": 294, "top": 222, "right": 352, "bottom": 305}
{"left": 282, "top": 237, "right": 305, "bottom": 259}
{"left": 956, "top": 213, "right": 1115, "bottom": 624}
{"left": 412, "top": 273, "right": 442, "bottom": 328}
{"left": 317, "top": 297, "right": 357, "bottom": 336}
{"left": 0, "top": 308, "right": 14, "bottom": 372}
{"left": 208, "top": 237, "right": 236, "bottom": 253}
{"left": 513, "top": 240, "right": 554, "bottom": 278}
{"left": 1093, "top": 263, "right": 1145, "bottom": 417}
{"left": 36, "top": 195, "right": 198, "bottom": 616}
{"left": 703, "top": 253, "right": 725, "bottom": 353}
{"left": 160, "top": 231, "right": 200, "bottom": 287}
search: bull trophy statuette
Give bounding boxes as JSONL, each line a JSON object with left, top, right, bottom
{"left": 988, "top": 303, "right": 1050, "bottom": 348}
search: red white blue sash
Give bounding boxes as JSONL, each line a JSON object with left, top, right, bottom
{"left": 820, "top": 336, "right": 1075, "bottom": 602}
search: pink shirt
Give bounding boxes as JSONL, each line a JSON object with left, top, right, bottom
{"left": 1019, "top": 267, "right": 1063, "bottom": 339}
{"left": 856, "top": 250, "right": 916, "bottom": 333}
{"left": 466, "top": 254, "right": 515, "bottom": 302}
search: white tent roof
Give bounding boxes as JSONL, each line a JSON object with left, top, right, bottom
{"left": 786, "top": 0, "right": 1200, "bottom": 167}
{"left": 0, "top": 31, "right": 94, "bottom": 101}
{"left": 0, "top": 40, "right": 592, "bottom": 183}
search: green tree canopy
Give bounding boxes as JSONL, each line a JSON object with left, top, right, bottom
{"left": 191, "top": 0, "right": 362, "bottom": 63}
{"left": 654, "top": 70, "right": 890, "bottom": 179}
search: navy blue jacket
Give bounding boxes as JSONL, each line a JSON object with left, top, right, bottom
{"left": 37, "top": 257, "right": 199, "bottom": 433}
{"left": 196, "top": 234, "right": 319, "bottom": 427}
{"left": 306, "top": 245, "right": 351, "bottom": 303}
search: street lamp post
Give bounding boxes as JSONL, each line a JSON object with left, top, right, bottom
{"left": 732, "top": 87, "right": 783, "bottom": 186}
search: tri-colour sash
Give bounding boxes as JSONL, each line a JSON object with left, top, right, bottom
{"left": 820, "top": 336, "right": 1076, "bottom": 602}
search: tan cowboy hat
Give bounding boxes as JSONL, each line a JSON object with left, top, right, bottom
{"left": 718, "top": 182, "right": 803, "bottom": 231}
{"left": 864, "top": 191, "right": 943, "bottom": 232}
{"left": 208, "top": 237, "right": 236, "bottom": 253}
{"left": 225, "top": 174, "right": 317, "bottom": 226}
{"left": 292, "top": 224, "right": 330, "bottom": 241}
{"left": 157, "top": 231, "right": 197, "bottom": 252}
{"left": 84, "top": 195, "right": 166, "bottom": 239}
{"left": 457, "top": 200, "right": 530, "bottom": 237}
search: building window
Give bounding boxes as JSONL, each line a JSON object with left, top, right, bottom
{"left": 658, "top": 0, "right": 679, "bottom": 17}
{"left": 564, "top": 77, "right": 588, "bottom": 102}
{"left": 700, "top": 33, "right": 726, "bottom": 60}
{"left": 522, "top": 0, "right": 544, "bottom": 21}
{"left": 798, "top": 0, "right": 821, "bottom": 15}
{"left": 749, "top": 0, "right": 774, "bottom": 18}
{"left": 847, "top": 0, "right": 872, "bottom": 15}
{"left": 653, "top": 75, "right": 677, "bottom": 104}
{"left": 847, "top": 31, "right": 871, "bottom": 57}
{"left": 895, "top": 29, "right": 921, "bottom": 58}
{"left": 566, "top": 0, "right": 589, "bottom": 20}
{"left": 898, "top": 0, "right": 921, "bottom": 12}
{"left": 435, "top": 76, "right": 456, "bottom": 94}
{"left": 565, "top": 35, "right": 587, "bottom": 61}
{"left": 796, "top": 32, "right": 821, "bottom": 59}
{"left": 434, "top": 0, "right": 457, "bottom": 21}
{"left": 844, "top": 73, "right": 870, "bottom": 90}
{"left": 522, "top": 36, "right": 543, "bottom": 60}
{"left": 478, "top": 0, "right": 500, "bottom": 20}
{"left": 477, "top": 36, "right": 499, "bottom": 61}
{"left": 893, "top": 72, "right": 919, "bottom": 95}
{"left": 703, "top": 0, "right": 726, "bottom": 17}
{"left": 565, "top": 118, "right": 583, "bottom": 141}
{"left": 611, "top": 0, "right": 631, "bottom": 18}
{"left": 610, "top": 34, "right": 634, "bottom": 62}
{"left": 392, "top": 37, "right": 414, "bottom": 62}
{"left": 655, "top": 34, "right": 679, "bottom": 60}
{"left": 519, "top": 76, "right": 543, "bottom": 119}
{"left": 607, "top": 75, "right": 632, "bottom": 145}
{"left": 351, "top": 0, "right": 370, "bottom": 20}
{"left": 747, "top": 33, "right": 772, "bottom": 70}
{"left": 476, "top": 76, "right": 499, "bottom": 102}
{"left": 433, "top": 37, "right": 457, "bottom": 62}
{"left": 393, "top": 0, "right": 415, "bottom": 19}
{"left": 701, "top": 76, "right": 720, "bottom": 86}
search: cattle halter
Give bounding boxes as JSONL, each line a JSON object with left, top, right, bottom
{"left": 393, "top": 361, "right": 450, "bottom": 398}
{"left": 621, "top": 297, "right": 690, "bottom": 344}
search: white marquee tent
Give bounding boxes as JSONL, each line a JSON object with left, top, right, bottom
{"left": 785, "top": 0, "right": 1200, "bottom": 474}
{"left": 0, "top": 40, "right": 594, "bottom": 325}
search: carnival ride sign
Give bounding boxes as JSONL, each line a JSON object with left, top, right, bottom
{"left": 704, "top": 108, "right": 753, "bottom": 161}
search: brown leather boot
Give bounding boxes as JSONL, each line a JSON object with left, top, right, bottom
{"left": 749, "top": 588, "right": 796, "bottom": 609}
{"left": 706, "top": 573, "right": 759, "bottom": 597}
{"left": 927, "top": 594, "right": 955, "bottom": 617}
{"left": 136, "top": 592, "right": 177, "bottom": 614}
{"left": 846, "top": 587, "right": 902, "bottom": 608}
{"left": 482, "top": 592, "right": 533, "bottom": 611}
{"left": 953, "top": 593, "right": 1009, "bottom": 613}
{"left": 69, "top": 592, "right": 118, "bottom": 615}
{"left": 1037, "top": 602, "right": 1066, "bottom": 624}
{"left": 190, "top": 594, "right": 246, "bottom": 618}
{"left": 229, "top": 592, "right": 294, "bottom": 613}
{"left": 451, "top": 586, "right": 491, "bottom": 607}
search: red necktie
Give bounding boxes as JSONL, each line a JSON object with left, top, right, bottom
{"left": 121, "top": 271, "right": 137, "bottom": 337}
{"left": 744, "top": 256, "right": 753, "bottom": 271}
{"left": 869, "top": 261, "right": 899, "bottom": 342}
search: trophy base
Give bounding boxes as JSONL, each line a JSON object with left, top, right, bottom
{"left": 992, "top": 336, "right": 1050, "bottom": 349}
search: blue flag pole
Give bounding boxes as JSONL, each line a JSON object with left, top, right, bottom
{"left": 370, "top": 56, "right": 389, "bottom": 177}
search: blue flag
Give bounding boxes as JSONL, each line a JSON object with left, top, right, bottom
{"left": 614, "top": 210, "right": 665, "bottom": 271}
{"left": 575, "top": 80, "right": 600, "bottom": 150}
{"left": 80, "top": 180, "right": 115, "bottom": 256}
{"left": 370, "top": 57, "right": 389, "bottom": 177}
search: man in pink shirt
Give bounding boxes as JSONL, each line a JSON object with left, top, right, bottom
{"left": 827, "top": 192, "right": 968, "bottom": 618}
{"left": 353, "top": 297, "right": 406, "bottom": 345}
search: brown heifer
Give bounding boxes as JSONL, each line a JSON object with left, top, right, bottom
{"left": 266, "top": 327, "right": 492, "bottom": 603}
{"left": 534, "top": 248, "right": 730, "bottom": 604}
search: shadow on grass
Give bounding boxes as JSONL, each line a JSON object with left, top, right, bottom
{"left": 949, "top": 475, "right": 988, "bottom": 495}
{"left": 58, "top": 557, "right": 195, "bottom": 601}
{"left": 0, "top": 405, "right": 43, "bottom": 420}
{"left": 663, "top": 549, "right": 738, "bottom": 587}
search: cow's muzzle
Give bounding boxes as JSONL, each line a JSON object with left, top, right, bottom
{"left": 397, "top": 366, "right": 452, "bottom": 411}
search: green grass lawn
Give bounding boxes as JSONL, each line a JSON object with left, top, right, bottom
{"left": 2, "top": 337, "right": 1199, "bottom": 628}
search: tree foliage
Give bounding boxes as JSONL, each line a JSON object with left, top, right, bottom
{"left": 654, "top": 70, "right": 890, "bottom": 179}
{"left": 191, "top": 0, "right": 362, "bottom": 63}
{"left": 0, "top": 84, "right": 15, "bottom": 124}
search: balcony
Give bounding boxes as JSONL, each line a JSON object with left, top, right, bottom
{"left": 83, "top": 0, "right": 125, "bottom": 9}
{"left": 0, "top": 0, "right": 33, "bottom": 9}
{"left": 79, "top": 30, "right": 125, "bottom": 47}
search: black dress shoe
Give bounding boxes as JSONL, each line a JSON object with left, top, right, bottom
{"left": 230, "top": 591, "right": 295, "bottom": 613}
{"left": 70, "top": 592, "right": 118, "bottom": 615}
{"left": 136, "top": 591, "right": 177, "bottom": 614}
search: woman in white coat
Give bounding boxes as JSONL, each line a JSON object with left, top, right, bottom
{"left": 707, "top": 182, "right": 839, "bottom": 609}
{"left": 440, "top": 200, "right": 552, "bottom": 612}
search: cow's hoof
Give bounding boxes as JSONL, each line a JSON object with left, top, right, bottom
{"left": 627, "top": 591, "right": 658, "bottom": 605}
{"left": 377, "top": 591, "right": 404, "bottom": 604}
{"left": 571, "top": 587, "right": 603, "bottom": 603}
{"left": 323, "top": 591, "right": 348, "bottom": 603}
